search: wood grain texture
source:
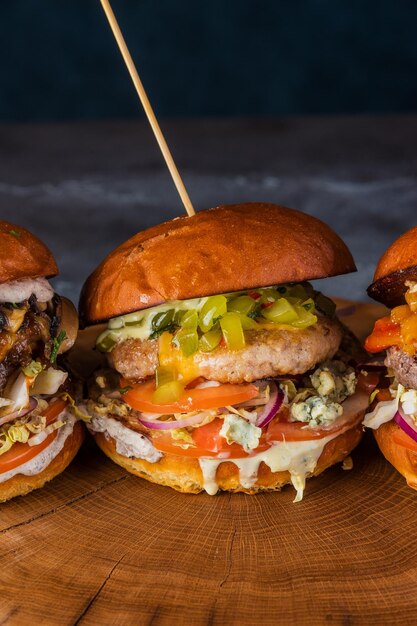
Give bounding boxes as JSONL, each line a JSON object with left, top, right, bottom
{"left": 1, "top": 300, "right": 416, "bottom": 626}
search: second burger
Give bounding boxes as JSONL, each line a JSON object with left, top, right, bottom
{"left": 80, "top": 203, "right": 374, "bottom": 500}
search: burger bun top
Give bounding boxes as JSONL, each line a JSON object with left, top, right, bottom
{"left": 80, "top": 202, "right": 356, "bottom": 324}
{"left": 368, "top": 225, "right": 417, "bottom": 307}
{"left": 0, "top": 221, "right": 58, "bottom": 285}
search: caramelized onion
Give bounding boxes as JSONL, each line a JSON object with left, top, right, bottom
{"left": 55, "top": 297, "right": 79, "bottom": 354}
{"left": 0, "top": 397, "right": 38, "bottom": 427}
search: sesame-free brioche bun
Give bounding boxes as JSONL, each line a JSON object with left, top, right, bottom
{"left": 368, "top": 225, "right": 417, "bottom": 307}
{"left": 80, "top": 203, "right": 356, "bottom": 324}
{"left": 0, "top": 221, "right": 58, "bottom": 284}
{"left": 373, "top": 420, "right": 417, "bottom": 491}
{"left": 93, "top": 419, "right": 363, "bottom": 495}
{"left": 0, "top": 421, "right": 84, "bottom": 503}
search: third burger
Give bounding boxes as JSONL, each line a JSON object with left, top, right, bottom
{"left": 364, "top": 224, "right": 417, "bottom": 489}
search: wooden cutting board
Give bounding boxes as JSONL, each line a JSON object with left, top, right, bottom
{"left": 1, "top": 299, "right": 417, "bottom": 626}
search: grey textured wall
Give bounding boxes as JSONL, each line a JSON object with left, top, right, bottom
{"left": 1, "top": 116, "right": 416, "bottom": 305}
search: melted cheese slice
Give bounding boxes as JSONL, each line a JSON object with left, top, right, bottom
{"left": 158, "top": 332, "right": 201, "bottom": 384}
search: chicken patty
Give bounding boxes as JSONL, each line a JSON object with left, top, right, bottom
{"left": 385, "top": 347, "right": 417, "bottom": 389}
{"left": 109, "top": 315, "right": 343, "bottom": 384}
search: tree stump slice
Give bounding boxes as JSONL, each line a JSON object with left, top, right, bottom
{"left": 1, "top": 299, "right": 416, "bottom": 626}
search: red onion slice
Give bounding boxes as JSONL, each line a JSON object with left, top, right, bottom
{"left": 139, "top": 411, "right": 210, "bottom": 431}
{"left": 358, "top": 360, "right": 385, "bottom": 369}
{"left": 0, "top": 397, "right": 38, "bottom": 427}
{"left": 256, "top": 382, "right": 284, "bottom": 428}
{"left": 271, "top": 374, "right": 302, "bottom": 382}
{"left": 140, "top": 383, "right": 284, "bottom": 431}
{"left": 337, "top": 305, "right": 357, "bottom": 317}
{"left": 351, "top": 357, "right": 386, "bottom": 372}
{"left": 394, "top": 406, "right": 417, "bottom": 445}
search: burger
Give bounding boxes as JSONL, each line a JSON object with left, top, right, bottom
{"left": 80, "top": 203, "right": 373, "bottom": 500}
{"left": 0, "top": 221, "right": 84, "bottom": 501}
{"left": 364, "top": 225, "right": 417, "bottom": 489}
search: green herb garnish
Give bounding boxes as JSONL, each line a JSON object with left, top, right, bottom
{"left": 149, "top": 323, "right": 177, "bottom": 340}
{"left": 149, "top": 309, "right": 178, "bottom": 340}
{"left": 50, "top": 330, "right": 67, "bottom": 364}
{"left": 8, "top": 229, "right": 21, "bottom": 238}
{"left": 248, "top": 304, "right": 261, "bottom": 320}
{"left": 118, "top": 386, "right": 133, "bottom": 395}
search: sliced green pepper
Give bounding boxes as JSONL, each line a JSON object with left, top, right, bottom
{"left": 156, "top": 365, "right": 177, "bottom": 388}
{"left": 258, "top": 287, "right": 280, "bottom": 303}
{"left": 261, "top": 298, "right": 298, "bottom": 324}
{"left": 152, "top": 380, "right": 185, "bottom": 404}
{"left": 124, "top": 313, "right": 145, "bottom": 327}
{"left": 286, "top": 284, "right": 308, "bottom": 301}
{"left": 152, "top": 309, "right": 175, "bottom": 332}
{"left": 238, "top": 313, "right": 259, "bottom": 330}
{"left": 227, "top": 295, "right": 257, "bottom": 316}
{"left": 96, "top": 332, "right": 118, "bottom": 352}
{"left": 180, "top": 309, "right": 198, "bottom": 329}
{"left": 220, "top": 312, "right": 245, "bottom": 350}
{"left": 173, "top": 309, "right": 185, "bottom": 325}
{"left": 199, "top": 295, "right": 227, "bottom": 332}
{"left": 291, "top": 305, "right": 317, "bottom": 328}
{"left": 199, "top": 325, "right": 222, "bottom": 352}
{"left": 173, "top": 327, "right": 199, "bottom": 356}
{"left": 301, "top": 298, "right": 315, "bottom": 313}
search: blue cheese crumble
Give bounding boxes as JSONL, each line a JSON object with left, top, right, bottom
{"left": 289, "top": 360, "right": 357, "bottom": 428}
{"left": 219, "top": 414, "right": 262, "bottom": 453}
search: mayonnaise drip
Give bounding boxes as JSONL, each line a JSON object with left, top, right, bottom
{"left": 199, "top": 433, "right": 339, "bottom": 501}
{"left": 84, "top": 403, "right": 362, "bottom": 500}
{"left": 0, "top": 410, "right": 76, "bottom": 484}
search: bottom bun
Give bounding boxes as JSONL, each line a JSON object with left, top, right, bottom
{"left": 94, "top": 423, "right": 363, "bottom": 495}
{"left": 0, "top": 421, "right": 84, "bottom": 503}
{"left": 374, "top": 420, "right": 417, "bottom": 490}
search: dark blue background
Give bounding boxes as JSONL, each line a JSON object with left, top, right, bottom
{"left": 1, "top": 0, "right": 417, "bottom": 121}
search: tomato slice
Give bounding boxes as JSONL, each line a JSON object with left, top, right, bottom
{"left": 43, "top": 398, "right": 68, "bottom": 425}
{"left": 192, "top": 418, "right": 225, "bottom": 453}
{"left": 123, "top": 379, "right": 259, "bottom": 413}
{"left": 265, "top": 391, "right": 367, "bottom": 442}
{"left": 392, "top": 424, "right": 417, "bottom": 452}
{"left": 364, "top": 317, "right": 401, "bottom": 353}
{"left": 266, "top": 419, "right": 331, "bottom": 442}
{"left": 148, "top": 384, "right": 370, "bottom": 457}
{"left": 152, "top": 410, "right": 345, "bottom": 457}
{"left": 0, "top": 398, "right": 68, "bottom": 474}
{"left": 376, "top": 388, "right": 392, "bottom": 402}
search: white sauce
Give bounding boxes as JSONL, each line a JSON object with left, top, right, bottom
{"left": 199, "top": 433, "right": 339, "bottom": 501}
{"left": 87, "top": 413, "right": 162, "bottom": 463}
{"left": 0, "top": 277, "right": 54, "bottom": 304}
{"left": 0, "top": 410, "right": 76, "bottom": 483}
{"left": 98, "top": 296, "right": 210, "bottom": 347}
{"left": 84, "top": 391, "right": 368, "bottom": 500}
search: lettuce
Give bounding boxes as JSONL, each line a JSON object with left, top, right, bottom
{"left": 363, "top": 385, "right": 403, "bottom": 430}
{"left": 171, "top": 429, "right": 196, "bottom": 448}
{"left": 61, "top": 393, "right": 91, "bottom": 422}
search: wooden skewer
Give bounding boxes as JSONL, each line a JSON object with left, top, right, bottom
{"left": 100, "top": 0, "right": 195, "bottom": 217}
